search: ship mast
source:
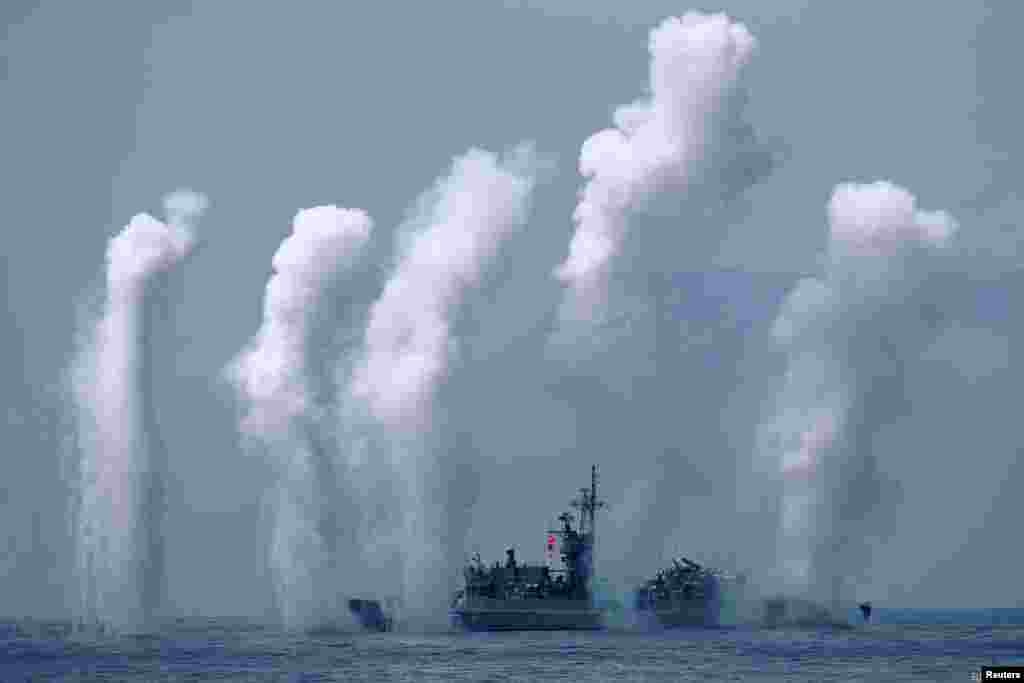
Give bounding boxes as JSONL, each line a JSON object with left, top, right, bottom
{"left": 588, "top": 464, "right": 604, "bottom": 543}
{"left": 570, "top": 465, "right": 606, "bottom": 569}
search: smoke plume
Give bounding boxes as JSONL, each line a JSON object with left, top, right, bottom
{"left": 555, "top": 12, "right": 756, "bottom": 324}
{"left": 760, "top": 181, "right": 957, "bottom": 605}
{"left": 546, "top": 12, "right": 773, "bottom": 607}
{"left": 348, "top": 145, "right": 538, "bottom": 626}
{"left": 227, "top": 206, "right": 372, "bottom": 630}
{"left": 70, "top": 190, "right": 207, "bottom": 631}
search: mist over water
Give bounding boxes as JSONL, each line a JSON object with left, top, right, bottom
{"left": 67, "top": 191, "right": 207, "bottom": 632}
{"left": 227, "top": 206, "right": 372, "bottom": 630}
{"left": 347, "top": 146, "right": 539, "bottom": 628}
{"left": 223, "top": 147, "right": 538, "bottom": 630}
{"left": 550, "top": 11, "right": 775, "bottom": 608}
{"left": 757, "top": 182, "right": 957, "bottom": 606}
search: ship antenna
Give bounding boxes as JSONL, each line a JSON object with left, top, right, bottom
{"left": 570, "top": 465, "right": 606, "bottom": 540}
{"left": 587, "top": 465, "right": 606, "bottom": 593}
{"left": 590, "top": 464, "right": 601, "bottom": 544}
{"left": 583, "top": 467, "right": 606, "bottom": 541}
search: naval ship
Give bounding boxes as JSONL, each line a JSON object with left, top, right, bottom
{"left": 346, "top": 598, "right": 396, "bottom": 632}
{"left": 632, "top": 561, "right": 860, "bottom": 629}
{"left": 448, "top": 466, "right": 607, "bottom": 631}
{"left": 632, "top": 556, "right": 746, "bottom": 628}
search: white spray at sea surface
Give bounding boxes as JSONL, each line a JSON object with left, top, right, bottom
{"left": 761, "top": 181, "right": 956, "bottom": 606}
{"left": 69, "top": 190, "right": 207, "bottom": 632}
{"left": 348, "top": 145, "right": 538, "bottom": 627}
{"left": 227, "top": 206, "right": 372, "bottom": 630}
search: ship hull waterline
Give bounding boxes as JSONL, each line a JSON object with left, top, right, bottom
{"left": 449, "top": 598, "right": 604, "bottom": 631}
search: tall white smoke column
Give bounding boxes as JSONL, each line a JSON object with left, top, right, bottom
{"left": 228, "top": 206, "right": 372, "bottom": 630}
{"left": 349, "top": 146, "right": 537, "bottom": 626}
{"left": 71, "top": 190, "right": 207, "bottom": 631}
{"left": 763, "top": 181, "right": 956, "bottom": 603}
{"left": 555, "top": 12, "right": 755, "bottom": 323}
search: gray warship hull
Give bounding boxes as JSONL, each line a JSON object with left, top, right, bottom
{"left": 449, "top": 597, "right": 603, "bottom": 631}
{"left": 451, "top": 466, "right": 609, "bottom": 632}
{"left": 632, "top": 558, "right": 747, "bottom": 629}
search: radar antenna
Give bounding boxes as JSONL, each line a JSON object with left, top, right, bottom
{"left": 569, "top": 465, "right": 607, "bottom": 543}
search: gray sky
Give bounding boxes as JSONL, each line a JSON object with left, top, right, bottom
{"left": 1, "top": 1, "right": 1020, "bottom": 617}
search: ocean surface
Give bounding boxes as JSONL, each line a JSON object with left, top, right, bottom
{"left": 2, "top": 610, "right": 1022, "bottom": 682}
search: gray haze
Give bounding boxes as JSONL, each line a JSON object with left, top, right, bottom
{"left": 1, "top": 1, "right": 1021, "bottom": 620}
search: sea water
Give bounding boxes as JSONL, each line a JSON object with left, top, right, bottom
{"left": 2, "top": 609, "right": 1022, "bottom": 681}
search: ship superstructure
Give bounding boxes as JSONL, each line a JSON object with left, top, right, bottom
{"left": 449, "top": 466, "right": 606, "bottom": 631}
{"left": 632, "top": 556, "right": 746, "bottom": 628}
